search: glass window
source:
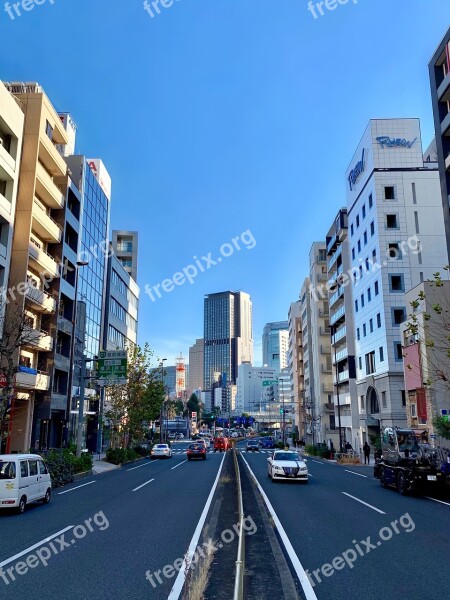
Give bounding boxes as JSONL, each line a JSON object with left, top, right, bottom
{"left": 379, "top": 346, "right": 384, "bottom": 362}
{"left": 384, "top": 186, "right": 395, "bottom": 200}
{"left": 377, "top": 313, "right": 381, "bottom": 328}
{"left": 38, "top": 461, "right": 48, "bottom": 475}
{"left": 28, "top": 460, "right": 38, "bottom": 476}
{"left": 20, "top": 461, "right": 28, "bottom": 477}
{"left": 362, "top": 204, "right": 366, "bottom": 219}
{"left": 368, "top": 194, "right": 373, "bottom": 208}
{"left": 0, "top": 461, "right": 16, "bottom": 479}
{"left": 386, "top": 214, "right": 398, "bottom": 229}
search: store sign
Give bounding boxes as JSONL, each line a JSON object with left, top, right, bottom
{"left": 348, "top": 149, "right": 365, "bottom": 191}
{"left": 376, "top": 136, "right": 417, "bottom": 149}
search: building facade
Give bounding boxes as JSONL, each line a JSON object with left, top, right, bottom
{"left": 235, "top": 362, "right": 277, "bottom": 413}
{"left": 262, "top": 321, "right": 289, "bottom": 373}
{"left": 188, "top": 338, "right": 204, "bottom": 392}
{"left": 112, "top": 230, "right": 138, "bottom": 281}
{"left": 345, "top": 118, "right": 448, "bottom": 446}
{"left": 203, "top": 291, "right": 253, "bottom": 389}
{"left": 288, "top": 301, "right": 303, "bottom": 437}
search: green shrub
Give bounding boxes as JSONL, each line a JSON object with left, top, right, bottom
{"left": 106, "top": 448, "right": 140, "bottom": 465}
{"left": 318, "top": 448, "right": 331, "bottom": 459}
{"left": 43, "top": 451, "right": 75, "bottom": 488}
{"left": 276, "top": 441, "right": 284, "bottom": 449}
{"left": 305, "top": 444, "right": 318, "bottom": 456}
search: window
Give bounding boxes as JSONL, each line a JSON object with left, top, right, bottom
{"left": 386, "top": 214, "right": 398, "bottom": 229}
{"left": 372, "top": 248, "right": 377, "bottom": 261}
{"left": 367, "top": 288, "right": 371, "bottom": 302}
{"left": 401, "top": 390, "right": 406, "bottom": 407}
{"left": 392, "top": 308, "right": 406, "bottom": 325}
{"left": 361, "top": 294, "right": 365, "bottom": 308}
{"left": 370, "top": 221, "right": 375, "bottom": 236}
{"left": 357, "top": 327, "right": 360, "bottom": 341}
{"left": 351, "top": 247, "right": 355, "bottom": 260}
{"left": 362, "top": 204, "right": 366, "bottom": 219}
{"left": 414, "top": 211, "right": 420, "bottom": 234}
{"left": 45, "top": 120, "right": 53, "bottom": 140}
{"left": 384, "top": 186, "right": 395, "bottom": 200}
{"left": 358, "top": 357, "right": 362, "bottom": 370}
{"left": 388, "top": 243, "right": 402, "bottom": 260}
{"left": 20, "top": 461, "right": 28, "bottom": 478}
{"left": 369, "top": 318, "right": 373, "bottom": 333}
{"left": 365, "top": 258, "right": 369, "bottom": 271}
{"left": 411, "top": 403, "right": 417, "bottom": 417}
{"left": 360, "top": 395, "right": 365, "bottom": 411}
{"left": 363, "top": 231, "right": 368, "bottom": 245}
{"left": 375, "top": 281, "right": 379, "bottom": 295}
{"left": 350, "top": 223, "right": 354, "bottom": 237}
{"left": 357, "top": 240, "right": 361, "bottom": 253}
{"left": 382, "top": 391, "right": 387, "bottom": 409}
{"left": 420, "top": 272, "right": 424, "bottom": 282}
{"left": 359, "top": 265, "right": 363, "bottom": 278}
{"left": 389, "top": 275, "right": 404, "bottom": 292}
{"left": 365, "top": 351, "right": 376, "bottom": 375}
{"left": 369, "top": 194, "right": 373, "bottom": 209}
{"left": 28, "top": 460, "right": 38, "bottom": 476}
{"left": 355, "top": 299, "right": 358, "bottom": 312}
{"left": 377, "top": 313, "right": 381, "bottom": 328}
{"left": 379, "top": 346, "right": 384, "bottom": 362}
{"left": 356, "top": 215, "right": 360, "bottom": 228}
{"left": 38, "top": 461, "right": 48, "bottom": 475}
{"left": 412, "top": 182, "right": 417, "bottom": 204}
{"left": 363, "top": 324, "right": 367, "bottom": 337}
{"left": 329, "top": 415, "right": 336, "bottom": 430}
{"left": 394, "top": 342, "right": 403, "bottom": 361}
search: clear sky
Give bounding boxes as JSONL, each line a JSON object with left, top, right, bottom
{"left": 1, "top": 0, "right": 449, "bottom": 367}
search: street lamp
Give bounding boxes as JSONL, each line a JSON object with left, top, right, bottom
{"left": 160, "top": 359, "right": 167, "bottom": 442}
{"left": 64, "top": 260, "right": 89, "bottom": 447}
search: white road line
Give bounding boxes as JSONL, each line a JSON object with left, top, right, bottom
{"left": 132, "top": 478, "right": 155, "bottom": 492}
{"left": 345, "top": 469, "right": 368, "bottom": 478}
{"left": 311, "top": 460, "right": 323, "bottom": 465}
{"left": 168, "top": 453, "right": 226, "bottom": 600}
{"left": 171, "top": 460, "right": 188, "bottom": 470}
{"left": 342, "top": 492, "right": 386, "bottom": 514}
{"left": 0, "top": 526, "right": 74, "bottom": 568}
{"left": 127, "top": 461, "right": 153, "bottom": 471}
{"left": 425, "top": 496, "right": 450, "bottom": 507}
{"left": 58, "top": 481, "right": 96, "bottom": 495}
{"left": 240, "top": 455, "right": 318, "bottom": 600}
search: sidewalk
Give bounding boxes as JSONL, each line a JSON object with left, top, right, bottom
{"left": 92, "top": 453, "right": 120, "bottom": 475}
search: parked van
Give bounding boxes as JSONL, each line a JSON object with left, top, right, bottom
{"left": 0, "top": 454, "right": 52, "bottom": 514}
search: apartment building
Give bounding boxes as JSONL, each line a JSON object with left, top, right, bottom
{"left": 326, "top": 209, "right": 358, "bottom": 449}
{"left": 3, "top": 83, "right": 69, "bottom": 452}
{"left": 345, "top": 118, "right": 448, "bottom": 444}
{"left": 288, "top": 301, "right": 303, "bottom": 437}
{"left": 429, "top": 26, "right": 450, "bottom": 261}
{"left": 112, "top": 230, "right": 138, "bottom": 281}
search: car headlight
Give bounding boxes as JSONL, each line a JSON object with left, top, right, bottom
{"left": 274, "top": 465, "right": 284, "bottom": 471}
{"left": 299, "top": 467, "right": 308, "bottom": 472}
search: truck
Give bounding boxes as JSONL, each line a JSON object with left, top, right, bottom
{"left": 374, "top": 427, "right": 450, "bottom": 495}
{"left": 213, "top": 436, "right": 229, "bottom": 452}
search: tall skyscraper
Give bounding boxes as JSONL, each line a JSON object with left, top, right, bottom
{"left": 188, "top": 338, "right": 204, "bottom": 392}
{"left": 203, "top": 291, "right": 253, "bottom": 389}
{"left": 262, "top": 321, "right": 289, "bottom": 373}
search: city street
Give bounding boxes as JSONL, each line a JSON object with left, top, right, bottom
{"left": 0, "top": 443, "right": 224, "bottom": 600}
{"left": 237, "top": 442, "right": 450, "bottom": 600}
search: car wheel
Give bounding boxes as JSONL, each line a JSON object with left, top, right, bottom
{"left": 380, "top": 467, "right": 388, "bottom": 489}
{"left": 17, "top": 496, "right": 26, "bottom": 514}
{"left": 43, "top": 488, "right": 51, "bottom": 504}
{"left": 397, "top": 471, "right": 408, "bottom": 495}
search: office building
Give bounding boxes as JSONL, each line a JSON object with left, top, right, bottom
{"left": 345, "top": 118, "right": 448, "bottom": 444}
{"left": 112, "top": 230, "right": 138, "bottom": 281}
{"left": 188, "top": 338, "right": 204, "bottom": 392}
{"left": 326, "top": 209, "right": 358, "bottom": 448}
{"left": 235, "top": 362, "right": 277, "bottom": 413}
{"left": 203, "top": 291, "right": 253, "bottom": 389}
{"left": 428, "top": 26, "right": 450, "bottom": 261}
{"left": 262, "top": 321, "right": 289, "bottom": 373}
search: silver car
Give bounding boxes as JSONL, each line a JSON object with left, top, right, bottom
{"left": 151, "top": 444, "right": 173, "bottom": 459}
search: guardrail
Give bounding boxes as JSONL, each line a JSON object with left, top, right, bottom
{"left": 233, "top": 448, "right": 245, "bottom": 600}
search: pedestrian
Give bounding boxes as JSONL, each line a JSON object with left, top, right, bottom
{"left": 329, "top": 440, "right": 335, "bottom": 459}
{"left": 363, "top": 441, "right": 370, "bottom": 465}
{"left": 344, "top": 441, "right": 352, "bottom": 452}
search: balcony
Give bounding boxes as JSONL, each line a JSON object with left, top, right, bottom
{"left": 330, "top": 304, "right": 345, "bottom": 327}
{"left": 334, "top": 370, "right": 349, "bottom": 384}
{"left": 333, "top": 393, "right": 351, "bottom": 406}
{"left": 22, "top": 325, "right": 53, "bottom": 351}
{"left": 0, "top": 143, "right": 16, "bottom": 174}
{"left": 329, "top": 285, "right": 344, "bottom": 308}
{"left": 15, "top": 367, "right": 50, "bottom": 391}
{"left": 332, "top": 347, "right": 348, "bottom": 364}
{"left": 327, "top": 233, "right": 338, "bottom": 255}
{"left": 320, "top": 326, "right": 331, "bottom": 337}
{"left": 25, "top": 284, "right": 56, "bottom": 314}
{"left": 35, "top": 162, "right": 65, "bottom": 209}
{"left": 32, "top": 200, "right": 62, "bottom": 243}
{"left": 437, "top": 71, "right": 450, "bottom": 101}
{"left": 445, "top": 153, "right": 450, "bottom": 172}
{"left": 322, "top": 383, "right": 333, "bottom": 394}
{"left": 441, "top": 109, "right": 450, "bottom": 136}
{"left": 327, "top": 244, "right": 342, "bottom": 271}
{"left": 29, "top": 237, "right": 60, "bottom": 278}
{"left": 39, "top": 132, "right": 67, "bottom": 177}
{"left": 332, "top": 326, "right": 347, "bottom": 344}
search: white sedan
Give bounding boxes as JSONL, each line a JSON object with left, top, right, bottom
{"left": 151, "top": 444, "right": 172, "bottom": 459}
{"left": 267, "top": 451, "right": 308, "bottom": 483}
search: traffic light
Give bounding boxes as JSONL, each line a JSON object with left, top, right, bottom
{"left": 279, "top": 408, "right": 284, "bottom": 415}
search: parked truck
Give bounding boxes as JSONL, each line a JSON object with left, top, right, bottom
{"left": 374, "top": 427, "right": 450, "bottom": 495}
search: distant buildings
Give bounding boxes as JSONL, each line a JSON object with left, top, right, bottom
{"left": 235, "top": 362, "right": 277, "bottom": 413}
{"left": 112, "top": 230, "right": 138, "bottom": 281}
{"left": 262, "top": 321, "right": 289, "bottom": 373}
{"left": 188, "top": 338, "right": 204, "bottom": 392}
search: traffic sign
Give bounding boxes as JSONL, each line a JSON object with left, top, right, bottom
{"left": 262, "top": 380, "right": 277, "bottom": 387}
{"left": 97, "top": 350, "right": 127, "bottom": 385}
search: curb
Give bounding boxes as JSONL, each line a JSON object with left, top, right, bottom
{"left": 73, "top": 469, "right": 93, "bottom": 481}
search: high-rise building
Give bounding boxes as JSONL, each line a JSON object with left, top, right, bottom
{"left": 235, "top": 362, "right": 277, "bottom": 413}
{"left": 188, "top": 338, "right": 204, "bottom": 392}
{"left": 112, "top": 230, "right": 138, "bottom": 281}
{"left": 326, "top": 209, "right": 358, "bottom": 449}
{"left": 262, "top": 321, "right": 289, "bottom": 373}
{"left": 345, "top": 118, "right": 448, "bottom": 444}
{"left": 428, "top": 26, "right": 450, "bottom": 262}
{"left": 288, "top": 301, "right": 303, "bottom": 436}
{"left": 4, "top": 83, "right": 70, "bottom": 453}
{"left": 203, "top": 291, "right": 253, "bottom": 389}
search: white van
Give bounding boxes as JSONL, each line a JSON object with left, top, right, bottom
{"left": 0, "top": 454, "right": 52, "bottom": 514}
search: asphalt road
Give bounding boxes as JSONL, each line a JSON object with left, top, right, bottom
{"left": 0, "top": 442, "right": 225, "bottom": 600}
{"left": 237, "top": 441, "right": 450, "bottom": 600}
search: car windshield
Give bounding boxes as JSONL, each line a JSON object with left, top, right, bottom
{"left": 190, "top": 444, "right": 202, "bottom": 449}
{"left": 274, "top": 452, "right": 300, "bottom": 462}
{"left": 397, "top": 432, "right": 420, "bottom": 453}
{"left": 0, "top": 461, "right": 16, "bottom": 479}
{"left": 155, "top": 445, "right": 168, "bottom": 449}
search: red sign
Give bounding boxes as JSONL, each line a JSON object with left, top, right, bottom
{"left": 416, "top": 388, "right": 427, "bottom": 421}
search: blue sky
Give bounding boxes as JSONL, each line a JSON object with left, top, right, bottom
{"left": 1, "top": 0, "right": 449, "bottom": 367}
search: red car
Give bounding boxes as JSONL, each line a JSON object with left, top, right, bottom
{"left": 187, "top": 443, "right": 207, "bottom": 460}
{"left": 213, "top": 437, "right": 229, "bottom": 452}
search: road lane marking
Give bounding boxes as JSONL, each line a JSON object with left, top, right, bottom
{"left": 345, "top": 469, "right": 368, "bottom": 478}
{"left": 342, "top": 492, "right": 386, "bottom": 514}
{"left": 311, "top": 460, "right": 323, "bottom": 465}
{"left": 168, "top": 453, "right": 226, "bottom": 600}
{"left": 171, "top": 460, "right": 188, "bottom": 470}
{"left": 127, "top": 461, "right": 153, "bottom": 471}
{"left": 58, "top": 481, "right": 96, "bottom": 495}
{"left": 425, "top": 496, "right": 450, "bottom": 507}
{"left": 0, "top": 526, "right": 74, "bottom": 568}
{"left": 241, "top": 454, "right": 318, "bottom": 600}
{"left": 132, "top": 478, "right": 155, "bottom": 492}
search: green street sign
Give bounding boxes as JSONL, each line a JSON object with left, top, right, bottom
{"left": 262, "top": 380, "right": 278, "bottom": 387}
{"left": 97, "top": 350, "right": 127, "bottom": 384}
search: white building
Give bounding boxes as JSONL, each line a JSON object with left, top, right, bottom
{"left": 262, "top": 321, "right": 289, "bottom": 373}
{"left": 235, "top": 362, "right": 277, "bottom": 413}
{"left": 345, "top": 118, "right": 448, "bottom": 445}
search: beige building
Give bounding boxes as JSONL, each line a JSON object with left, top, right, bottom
{"left": 188, "top": 338, "right": 204, "bottom": 392}
{"left": 288, "top": 301, "right": 303, "bottom": 437}
{"left": 4, "top": 83, "right": 69, "bottom": 452}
